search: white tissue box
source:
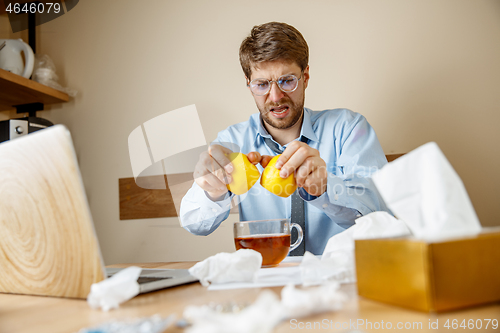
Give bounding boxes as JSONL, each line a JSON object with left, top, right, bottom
{"left": 354, "top": 229, "right": 500, "bottom": 312}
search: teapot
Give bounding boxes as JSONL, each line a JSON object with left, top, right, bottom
{"left": 0, "top": 39, "right": 34, "bottom": 78}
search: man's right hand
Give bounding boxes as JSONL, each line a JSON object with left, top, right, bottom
{"left": 193, "top": 144, "right": 234, "bottom": 200}
{"left": 247, "top": 151, "right": 273, "bottom": 168}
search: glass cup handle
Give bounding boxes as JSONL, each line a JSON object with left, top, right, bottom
{"left": 289, "top": 223, "right": 303, "bottom": 252}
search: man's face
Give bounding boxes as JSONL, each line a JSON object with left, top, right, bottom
{"left": 248, "top": 61, "right": 309, "bottom": 130}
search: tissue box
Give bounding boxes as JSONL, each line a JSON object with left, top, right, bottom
{"left": 354, "top": 229, "right": 500, "bottom": 312}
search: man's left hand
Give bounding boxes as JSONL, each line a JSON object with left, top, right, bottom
{"left": 275, "top": 141, "right": 327, "bottom": 197}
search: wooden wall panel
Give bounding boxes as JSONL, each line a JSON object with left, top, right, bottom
{"left": 386, "top": 153, "right": 405, "bottom": 162}
{"left": 119, "top": 175, "right": 178, "bottom": 220}
{"left": 119, "top": 173, "right": 238, "bottom": 220}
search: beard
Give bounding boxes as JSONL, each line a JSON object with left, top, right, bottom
{"left": 258, "top": 94, "right": 305, "bottom": 130}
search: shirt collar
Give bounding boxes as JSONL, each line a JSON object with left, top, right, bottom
{"left": 254, "top": 108, "right": 319, "bottom": 146}
{"left": 300, "top": 108, "right": 319, "bottom": 143}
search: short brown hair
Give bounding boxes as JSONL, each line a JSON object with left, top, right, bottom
{"left": 239, "top": 22, "right": 309, "bottom": 79}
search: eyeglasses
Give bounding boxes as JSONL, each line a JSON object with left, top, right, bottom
{"left": 247, "top": 73, "right": 302, "bottom": 96}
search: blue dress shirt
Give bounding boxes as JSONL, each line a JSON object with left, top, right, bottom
{"left": 180, "top": 108, "right": 390, "bottom": 254}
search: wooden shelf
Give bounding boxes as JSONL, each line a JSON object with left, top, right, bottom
{"left": 0, "top": 68, "right": 69, "bottom": 111}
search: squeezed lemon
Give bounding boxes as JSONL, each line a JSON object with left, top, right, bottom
{"left": 226, "top": 153, "right": 260, "bottom": 195}
{"left": 260, "top": 155, "right": 297, "bottom": 198}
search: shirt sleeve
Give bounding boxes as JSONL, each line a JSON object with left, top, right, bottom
{"left": 179, "top": 129, "right": 238, "bottom": 236}
{"left": 300, "top": 112, "right": 390, "bottom": 229}
{"left": 180, "top": 182, "right": 233, "bottom": 235}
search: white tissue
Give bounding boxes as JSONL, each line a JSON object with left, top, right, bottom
{"left": 189, "top": 249, "right": 262, "bottom": 287}
{"left": 303, "top": 212, "right": 411, "bottom": 285}
{"left": 183, "top": 282, "right": 347, "bottom": 333}
{"left": 87, "top": 266, "right": 141, "bottom": 311}
{"left": 300, "top": 251, "right": 355, "bottom": 286}
{"left": 323, "top": 211, "right": 412, "bottom": 254}
{"left": 184, "top": 290, "right": 285, "bottom": 333}
{"left": 78, "top": 315, "right": 175, "bottom": 333}
{"left": 373, "top": 142, "right": 482, "bottom": 240}
{"left": 281, "top": 283, "right": 347, "bottom": 318}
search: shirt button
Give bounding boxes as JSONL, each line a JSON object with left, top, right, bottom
{"left": 334, "top": 194, "right": 339, "bottom": 201}
{"left": 322, "top": 203, "right": 328, "bottom": 209}
{"left": 212, "top": 208, "right": 217, "bottom": 213}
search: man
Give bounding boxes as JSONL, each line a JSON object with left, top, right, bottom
{"left": 180, "top": 22, "right": 389, "bottom": 255}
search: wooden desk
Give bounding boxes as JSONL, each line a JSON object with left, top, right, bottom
{"left": 0, "top": 262, "right": 499, "bottom": 333}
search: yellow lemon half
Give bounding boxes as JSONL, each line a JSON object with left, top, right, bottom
{"left": 226, "top": 152, "right": 260, "bottom": 195}
{"left": 260, "top": 155, "right": 297, "bottom": 198}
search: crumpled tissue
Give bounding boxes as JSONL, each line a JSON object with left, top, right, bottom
{"left": 189, "top": 249, "right": 262, "bottom": 287}
{"left": 78, "top": 314, "right": 175, "bottom": 333}
{"left": 372, "top": 142, "right": 482, "bottom": 240}
{"left": 300, "top": 251, "right": 354, "bottom": 286}
{"left": 301, "top": 211, "right": 411, "bottom": 285}
{"left": 184, "top": 290, "right": 284, "bottom": 333}
{"left": 87, "top": 266, "right": 141, "bottom": 311}
{"left": 281, "top": 282, "right": 347, "bottom": 318}
{"left": 183, "top": 283, "right": 347, "bottom": 333}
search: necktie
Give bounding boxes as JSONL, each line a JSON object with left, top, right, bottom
{"left": 263, "top": 136, "right": 306, "bottom": 256}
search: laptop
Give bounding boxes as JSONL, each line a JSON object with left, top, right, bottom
{"left": 0, "top": 125, "right": 197, "bottom": 299}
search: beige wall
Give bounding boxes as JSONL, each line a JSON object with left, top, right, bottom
{"left": 1, "top": 0, "right": 499, "bottom": 264}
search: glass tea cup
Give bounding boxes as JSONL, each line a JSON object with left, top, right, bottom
{"left": 233, "top": 219, "right": 303, "bottom": 267}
